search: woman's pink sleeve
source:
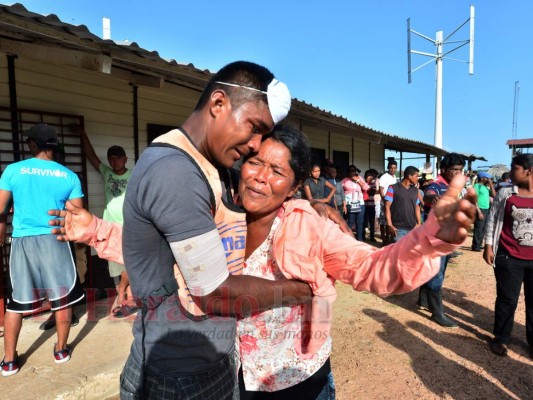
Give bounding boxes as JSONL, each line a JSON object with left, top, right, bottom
{"left": 77, "top": 217, "right": 124, "bottom": 264}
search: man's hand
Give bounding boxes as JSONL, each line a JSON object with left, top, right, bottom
{"left": 483, "top": 245, "right": 494, "bottom": 266}
{"left": 386, "top": 224, "right": 397, "bottom": 237}
{"left": 48, "top": 200, "right": 94, "bottom": 241}
{"left": 433, "top": 174, "right": 477, "bottom": 244}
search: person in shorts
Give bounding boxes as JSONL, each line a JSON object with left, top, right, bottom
{"left": 0, "top": 123, "right": 84, "bottom": 377}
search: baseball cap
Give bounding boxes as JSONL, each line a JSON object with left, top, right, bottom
{"left": 107, "top": 145, "right": 126, "bottom": 157}
{"left": 24, "top": 123, "right": 58, "bottom": 147}
{"left": 478, "top": 172, "right": 492, "bottom": 179}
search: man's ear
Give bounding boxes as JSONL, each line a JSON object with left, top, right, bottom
{"left": 208, "top": 90, "right": 230, "bottom": 118}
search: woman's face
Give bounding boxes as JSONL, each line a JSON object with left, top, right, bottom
{"left": 311, "top": 166, "right": 321, "bottom": 179}
{"left": 239, "top": 138, "right": 298, "bottom": 217}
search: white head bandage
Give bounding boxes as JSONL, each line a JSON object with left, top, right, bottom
{"left": 214, "top": 78, "right": 291, "bottom": 124}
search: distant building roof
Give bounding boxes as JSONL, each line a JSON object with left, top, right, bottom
{"left": 507, "top": 138, "right": 533, "bottom": 148}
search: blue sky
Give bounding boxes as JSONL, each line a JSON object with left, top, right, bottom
{"left": 12, "top": 1, "right": 533, "bottom": 169}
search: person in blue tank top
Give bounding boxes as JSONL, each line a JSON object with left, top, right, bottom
{"left": 0, "top": 123, "right": 84, "bottom": 377}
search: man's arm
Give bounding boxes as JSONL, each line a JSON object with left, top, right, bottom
{"left": 415, "top": 201, "right": 421, "bottom": 225}
{"left": 384, "top": 199, "right": 396, "bottom": 236}
{"left": 195, "top": 274, "right": 312, "bottom": 315}
{"left": 0, "top": 189, "right": 12, "bottom": 216}
{"left": 77, "top": 126, "right": 102, "bottom": 172}
{"left": 0, "top": 190, "right": 11, "bottom": 246}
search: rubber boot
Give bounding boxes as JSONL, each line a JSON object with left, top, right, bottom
{"left": 427, "top": 289, "right": 458, "bottom": 328}
{"left": 416, "top": 286, "right": 430, "bottom": 311}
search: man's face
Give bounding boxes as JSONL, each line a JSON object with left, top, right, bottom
{"left": 388, "top": 164, "right": 397, "bottom": 176}
{"left": 108, "top": 155, "right": 127, "bottom": 173}
{"left": 209, "top": 98, "right": 274, "bottom": 168}
{"left": 408, "top": 172, "right": 419, "bottom": 185}
{"left": 442, "top": 164, "right": 464, "bottom": 183}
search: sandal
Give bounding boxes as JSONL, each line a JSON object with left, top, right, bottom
{"left": 111, "top": 306, "right": 124, "bottom": 318}
{"left": 121, "top": 305, "right": 140, "bottom": 317}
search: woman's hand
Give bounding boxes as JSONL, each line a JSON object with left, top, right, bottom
{"left": 48, "top": 200, "right": 94, "bottom": 241}
{"left": 433, "top": 175, "right": 477, "bottom": 244}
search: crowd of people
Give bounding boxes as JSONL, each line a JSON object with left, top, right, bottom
{"left": 0, "top": 60, "right": 531, "bottom": 400}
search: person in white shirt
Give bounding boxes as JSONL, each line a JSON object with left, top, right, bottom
{"left": 379, "top": 161, "right": 398, "bottom": 245}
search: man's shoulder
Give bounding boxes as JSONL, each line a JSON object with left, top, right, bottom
{"left": 425, "top": 181, "right": 447, "bottom": 195}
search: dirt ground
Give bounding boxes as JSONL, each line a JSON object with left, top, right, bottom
{"left": 330, "top": 235, "right": 533, "bottom": 400}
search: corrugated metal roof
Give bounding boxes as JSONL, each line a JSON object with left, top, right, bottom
{"left": 380, "top": 133, "right": 448, "bottom": 156}
{"left": 0, "top": 2, "right": 476, "bottom": 159}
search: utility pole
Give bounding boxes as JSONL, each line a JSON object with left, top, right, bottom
{"left": 407, "top": 5, "right": 475, "bottom": 170}
{"left": 511, "top": 81, "right": 520, "bottom": 156}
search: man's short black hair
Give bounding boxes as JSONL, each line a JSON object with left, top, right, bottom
{"left": 512, "top": 153, "right": 533, "bottom": 169}
{"left": 195, "top": 61, "right": 274, "bottom": 112}
{"left": 440, "top": 153, "right": 465, "bottom": 169}
{"left": 387, "top": 160, "right": 397, "bottom": 168}
{"left": 403, "top": 166, "right": 419, "bottom": 180}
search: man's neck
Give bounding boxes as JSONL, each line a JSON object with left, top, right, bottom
{"left": 401, "top": 179, "right": 411, "bottom": 189}
{"left": 181, "top": 112, "right": 210, "bottom": 161}
{"left": 34, "top": 150, "right": 54, "bottom": 161}
{"left": 113, "top": 168, "right": 127, "bottom": 175}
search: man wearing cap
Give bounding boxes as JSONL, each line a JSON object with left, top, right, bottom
{"left": 107, "top": 61, "right": 310, "bottom": 398}
{"left": 0, "top": 123, "right": 84, "bottom": 376}
{"left": 472, "top": 171, "right": 495, "bottom": 252}
{"left": 79, "top": 127, "right": 132, "bottom": 317}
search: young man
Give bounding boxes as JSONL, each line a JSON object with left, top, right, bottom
{"left": 379, "top": 161, "right": 398, "bottom": 245}
{"left": 472, "top": 171, "right": 495, "bottom": 252}
{"left": 385, "top": 166, "right": 421, "bottom": 242}
{"left": 80, "top": 128, "right": 132, "bottom": 317}
{"left": 418, "top": 153, "right": 465, "bottom": 328}
{"left": 484, "top": 154, "right": 533, "bottom": 358}
{"left": 0, "top": 124, "right": 85, "bottom": 376}
{"left": 113, "top": 61, "right": 310, "bottom": 398}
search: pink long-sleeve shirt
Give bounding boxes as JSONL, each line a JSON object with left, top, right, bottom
{"left": 77, "top": 199, "right": 459, "bottom": 355}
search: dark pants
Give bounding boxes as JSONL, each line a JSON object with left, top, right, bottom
{"left": 348, "top": 205, "right": 366, "bottom": 241}
{"left": 364, "top": 205, "right": 376, "bottom": 240}
{"left": 472, "top": 208, "right": 489, "bottom": 250}
{"left": 423, "top": 254, "right": 451, "bottom": 291}
{"left": 120, "top": 352, "right": 236, "bottom": 399}
{"left": 493, "top": 251, "right": 533, "bottom": 346}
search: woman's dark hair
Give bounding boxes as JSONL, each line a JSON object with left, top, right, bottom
{"left": 364, "top": 169, "right": 378, "bottom": 179}
{"left": 260, "top": 124, "right": 311, "bottom": 186}
{"left": 512, "top": 153, "right": 533, "bottom": 169}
